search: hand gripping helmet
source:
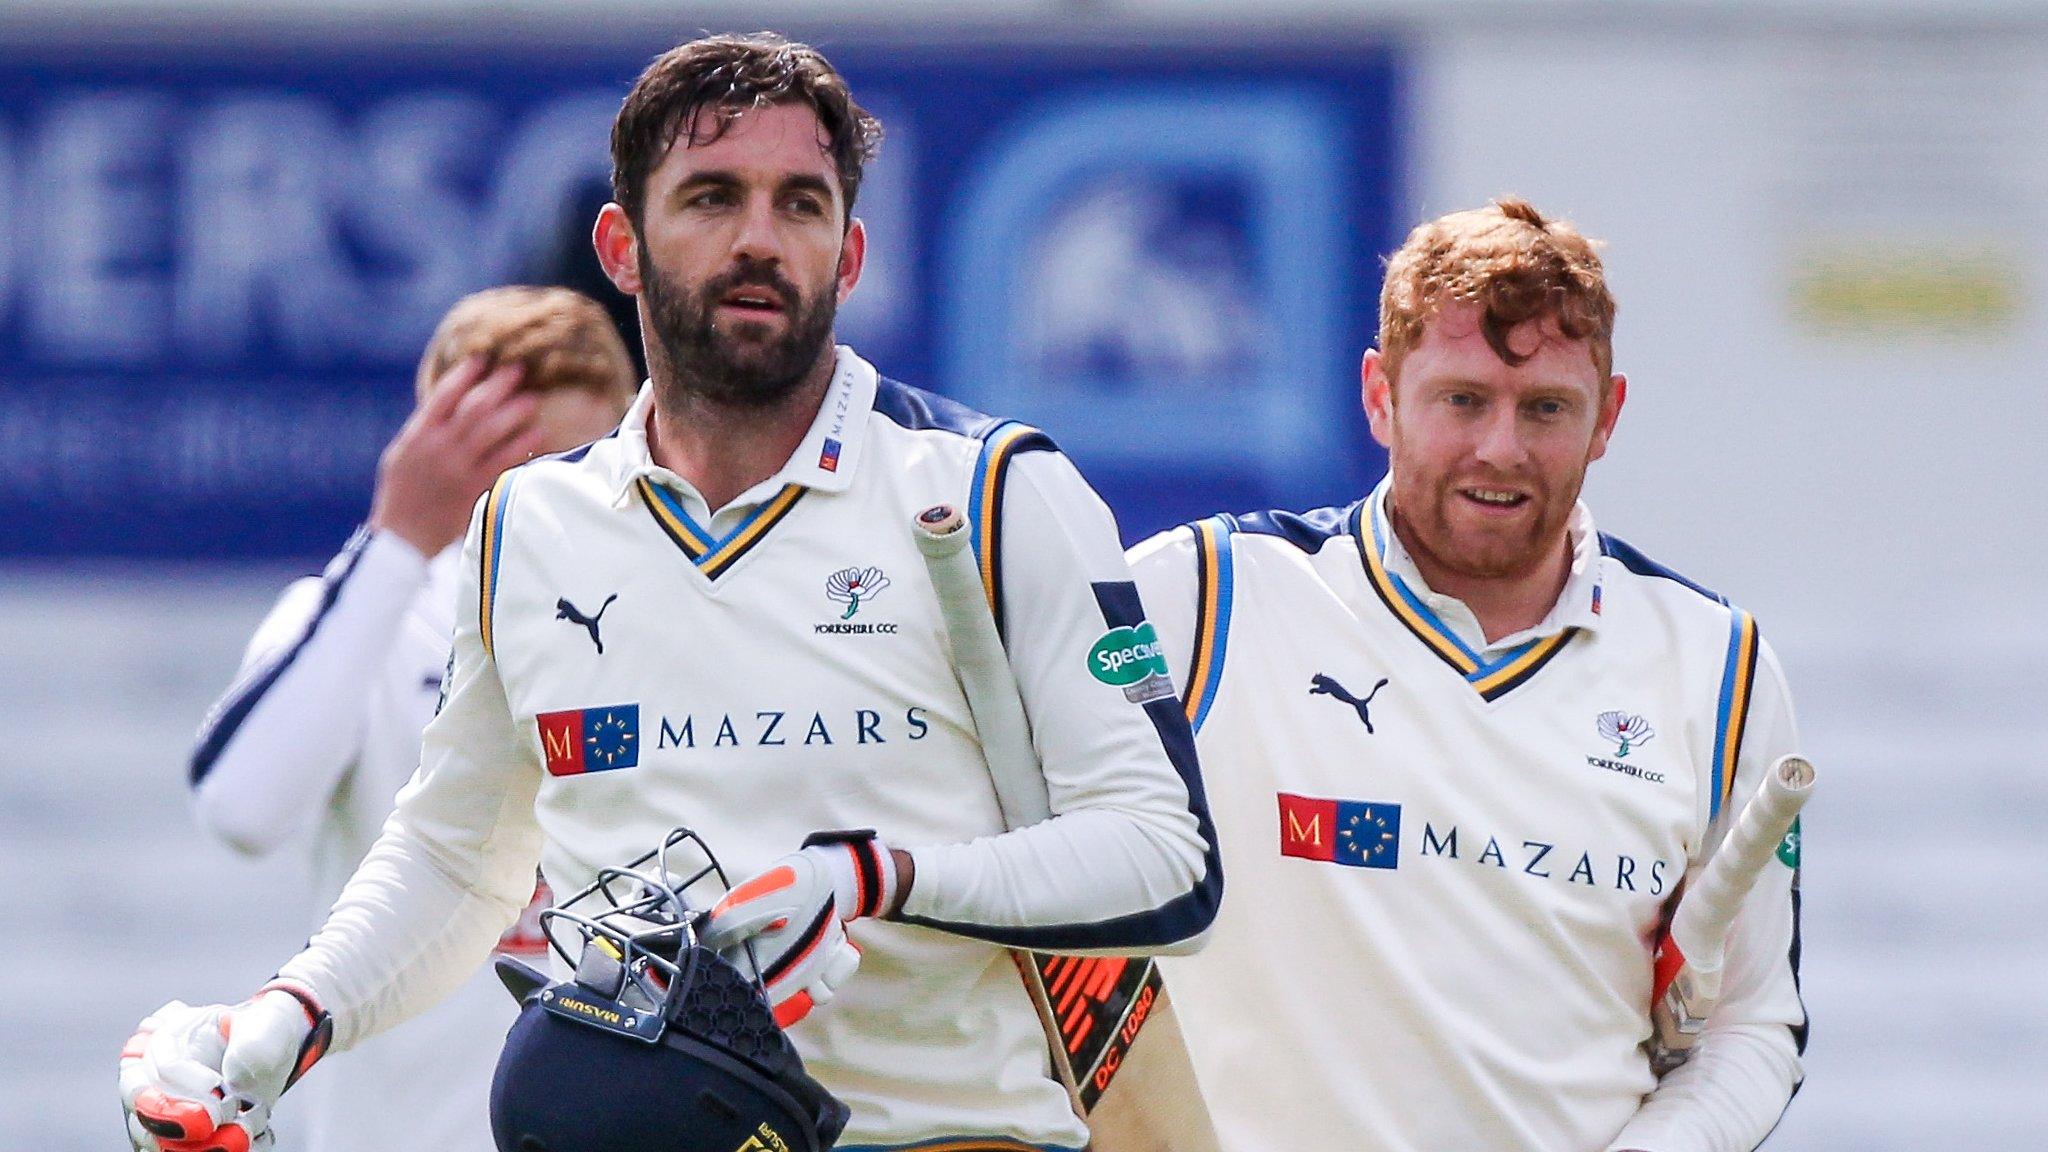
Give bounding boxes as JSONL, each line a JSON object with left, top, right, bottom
{"left": 490, "top": 829, "right": 849, "bottom": 1152}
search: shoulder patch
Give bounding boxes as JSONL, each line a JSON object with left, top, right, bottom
{"left": 871, "top": 375, "right": 1006, "bottom": 440}
{"left": 1226, "top": 503, "right": 1360, "bottom": 555}
{"left": 1598, "top": 533, "right": 1726, "bottom": 605}
{"left": 541, "top": 425, "right": 618, "bottom": 466}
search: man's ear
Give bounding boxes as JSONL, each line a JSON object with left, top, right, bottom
{"left": 593, "top": 203, "right": 642, "bottom": 295}
{"left": 1363, "top": 349, "right": 1396, "bottom": 450}
{"left": 1588, "top": 373, "right": 1627, "bottom": 463}
{"left": 836, "top": 217, "right": 867, "bottom": 304}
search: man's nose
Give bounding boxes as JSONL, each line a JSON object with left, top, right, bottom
{"left": 1472, "top": 407, "right": 1528, "bottom": 468}
{"left": 730, "top": 195, "right": 785, "bottom": 263}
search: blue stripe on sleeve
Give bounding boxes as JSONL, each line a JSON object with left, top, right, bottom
{"left": 188, "top": 530, "right": 373, "bottom": 787}
{"left": 1184, "top": 518, "right": 1236, "bottom": 735}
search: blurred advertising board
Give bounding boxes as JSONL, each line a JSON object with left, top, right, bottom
{"left": 0, "top": 41, "right": 1398, "bottom": 560}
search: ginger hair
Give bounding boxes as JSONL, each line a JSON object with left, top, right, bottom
{"left": 1378, "top": 196, "right": 1616, "bottom": 381}
{"left": 415, "top": 286, "right": 639, "bottom": 403}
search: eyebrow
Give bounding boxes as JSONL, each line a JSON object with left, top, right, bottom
{"left": 1428, "top": 377, "right": 1591, "bottom": 400}
{"left": 670, "top": 169, "right": 838, "bottom": 204}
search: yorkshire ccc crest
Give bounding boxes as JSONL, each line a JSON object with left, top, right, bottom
{"left": 825, "top": 566, "right": 891, "bottom": 619}
{"left": 1596, "top": 711, "right": 1654, "bottom": 758}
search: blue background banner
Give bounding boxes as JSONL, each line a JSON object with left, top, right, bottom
{"left": 0, "top": 43, "right": 1399, "bottom": 560}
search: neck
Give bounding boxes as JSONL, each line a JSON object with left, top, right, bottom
{"left": 1389, "top": 510, "right": 1574, "bottom": 645}
{"left": 646, "top": 350, "right": 836, "bottom": 513}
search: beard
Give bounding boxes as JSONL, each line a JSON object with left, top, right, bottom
{"left": 1391, "top": 456, "right": 1585, "bottom": 585}
{"left": 640, "top": 251, "right": 839, "bottom": 409}
{"left": 1403, "top": 486, "right": 1566, "bottom": 581}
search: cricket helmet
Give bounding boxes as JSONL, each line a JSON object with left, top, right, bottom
{"left": 490, "top": 829, "right": 848, "bottom": 1152}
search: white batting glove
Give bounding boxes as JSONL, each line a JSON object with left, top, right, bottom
{"left": 701, "top": 831, "right": 898, "bottom": 1027}
{"left": 119, "top": 984, "right": 329, "bottom": 1152}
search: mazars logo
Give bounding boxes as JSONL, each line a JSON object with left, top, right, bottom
{"left": 536, "top": 705, "right": 640, "bottom": 776}
{"left": 1417, "top": 821, "right": 1674, "bottom": 896}
{"left": 1087, "top": 622, "right": 1174, "bottom": 704}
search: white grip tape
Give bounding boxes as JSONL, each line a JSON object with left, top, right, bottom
{"left": 913, "top": 504, "right": 1050, "bottom": 828}
{"left": 1672, "top": 754, "right": 1816, "bottom": 973}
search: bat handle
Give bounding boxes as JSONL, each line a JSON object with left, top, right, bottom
{"left": 1649, "top": 753, "right": 1815, "bottom": 1071}
{"left": 913, "top": 503, "right": 970, "bottom": 556}
{"left": 912, "top": 502, "right": 1050, "bottom": 829}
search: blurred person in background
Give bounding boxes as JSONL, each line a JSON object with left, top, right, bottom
{"left": 527, "top": 175, "right": 646, "bottom": 382}
{"left": 1130, "top": 198, "right": 1805, "bottom": 1151}
{"left": 123, "top": 32, "right": 1216, "bottom": 1152}
{"left": 180, "top": 285, "right": 639, "bottom": 1152}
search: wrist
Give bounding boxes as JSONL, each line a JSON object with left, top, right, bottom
{"left": 800, "top": 830, "right": 899, "bottom": 921}
{"left": 254, "top": 979, "right": 334, "bottom": 1091}
{"left": 364, "top": 513, "right": 445, "bottom": 563}
{"left": 885, "top": 848, "right": 914, "bottom": 919}
{"left": 356, "top": 523, "right": 438, "bottom": 574}
{"left": 254, "top": 980, "right": 325, "bottom": 1029}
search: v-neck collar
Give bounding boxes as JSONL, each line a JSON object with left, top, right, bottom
{"left": 1351, "top": 480, "right": 1600, "bottom": 702}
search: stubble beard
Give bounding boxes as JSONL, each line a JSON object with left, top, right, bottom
{"left": 1404, "top": 482, "right": 1562, "bottom": 582}
{"left": 1393, "top": 447, "right": 1586, "bottom": 585}
{"left": 640, "top": 252, "right": 839, "bottom": 411}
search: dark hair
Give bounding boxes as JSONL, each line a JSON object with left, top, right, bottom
{"left": 1379, "top": 196, "right": 1617, "bottom": 380}
{"left": 610, "top": 32, "right": 883, "bottom": 230}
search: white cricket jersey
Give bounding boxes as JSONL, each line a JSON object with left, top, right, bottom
{"left": 1130, "top": 479, "right": 1805, "bottom": 1152}
{"left": 189, "top": 533, "right": 550, "bottom": 1152}
{"left": 277, "top": 347, "right": 1220, "bottom": 1152}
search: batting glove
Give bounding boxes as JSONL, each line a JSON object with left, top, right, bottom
{"left": 119, "top": 984, "right": 330, "bottom": 1152}
{"left": 700, "top": 831, "right": 898, "bottom": 1028}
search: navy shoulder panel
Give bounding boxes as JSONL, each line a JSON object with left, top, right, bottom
{"left": 872, "top": 376, "right": 1008, "bottom": 441}
{"left": 1598, "top": 532, "right": 1727, "bottom": 605}
{"left": 1222, "top": 502, "right": 1359, "bottom": 555}
{"left": 539, "top": 424, "right": 619, "bottom": 467}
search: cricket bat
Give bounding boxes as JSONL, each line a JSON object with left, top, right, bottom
{"left": 1649, "top": 752, "right": 1815, "bottom": 1072}
{"left": 914, "top": 503, "right": 1221, "bottom": 1152}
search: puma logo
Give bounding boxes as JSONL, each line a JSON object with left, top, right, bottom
{"left": 555, "top": 595, "right": 617, "bottom": 654}
{"left": 1309, "top": 673, "right": 1389, "bottom": 734}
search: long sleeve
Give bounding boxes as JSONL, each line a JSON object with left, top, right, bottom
{"left": 188, "top": 530, "right": 429, "bottom": 856}
{"left": 1609, "top": 639, "right": 1807, "bottom": 1152}
{"left": 896, "top": 451, "right": 1221, "bottom": 955}
{"left": 275, "top": 497, "right": 547, "bottom": 1052}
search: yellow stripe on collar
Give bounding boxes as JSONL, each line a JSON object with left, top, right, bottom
{"left": 700, "top": 484, "right": 805, "bottom": 579}
{"left": 1355, "top": 505, "right": 1479, "bottom": 675}
{"left": 1471, "top": 628, "right": 1577, "bottom": 701}
{"left": 635, "top": 477, "right": 710, "bottom": 559}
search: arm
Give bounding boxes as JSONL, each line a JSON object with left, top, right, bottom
{"left": 895, "top": 450, "right": 1220, "bottom": 954}
{"left": 1608, "top": 639, "right": 1806, "bottom": 1152}
{"left": 189, "top": 355, "right": 540, "bottom": 856}
{"left": 272, "top": 493, "right": 547, "bottom": 1052}
{"left": 189, "top": 530, "right": 430, "bottom": 856}
{"left": 122, "top": 494, "right": 541, "bottom": 1152}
